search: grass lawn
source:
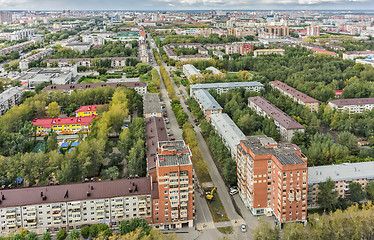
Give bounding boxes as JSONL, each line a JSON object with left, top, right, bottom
{"left": 217, "top": 226, "right": 233, "bottom": 234}
{"left": 206, "top": 193, "right": 229, "bottom": 222}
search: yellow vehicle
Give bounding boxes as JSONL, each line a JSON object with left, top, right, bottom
{"left": 206, "top": 187, "right": 216, "bottom": 201}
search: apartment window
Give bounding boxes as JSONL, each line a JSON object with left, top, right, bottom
{"left": 156, "top": 218, "right": 159, "bottom": 221}
{"left": 164, "top": 185, "right": 168, "bottom": 188}
{"left": 155, "top": 201, "right": 159, "bottom": 205}
{"left": 165, "top": 207, "right": 168, "bottom": 211}
{"left": 164, "top": 190, "right": 168, "bottom": 194}
{"left": 155, "top": 207, "right": 159, "bottom": 210}
{"left": 165, "top": 196, "right": 168, "bottom": 199}
{"left": 165, "top": 202, "right": 168, "bottom": 205}
{"left": 165, "top": 218, "right": 169, "bottom": 221}
{"left": 165, "top": 213, "right": 168, "bottom": 216}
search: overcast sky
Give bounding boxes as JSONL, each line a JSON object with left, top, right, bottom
{"left": 0, "top": 0, "right": 374, "bottom": 11}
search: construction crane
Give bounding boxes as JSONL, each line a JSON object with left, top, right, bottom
{"left": 206, "top": 187, "right": 216, "bottom": 201}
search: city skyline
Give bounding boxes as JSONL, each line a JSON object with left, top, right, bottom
{"left": 1, "top": 0, "right": 374, "bottom": 11}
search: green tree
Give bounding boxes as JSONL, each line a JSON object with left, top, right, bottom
{"left": 41, "top": 232, "right": 52, "bottom": 240}
{"left": 80, "top": 225, "right": 90, "bottom": 239}
{"left": 317, "top": 178, "right": 339, "bottom": 212}
{"left": 25, "top": 232, "right": 38, "bottom": 240}
{"left": 348, "top": 182, "right": 365, "bottom": 203}
{"left": 46, "top": 101, "right": 61, "bottom": 118}
{"left": 68, "top": 230, "right": 80, "bottom": 240}
{"left": 103, "top": 166, "right": 120, "bottom": 180}
{"left": 89, "top": 224, "right": 99, "bottom": 238}
{"left": 57, "top": 229, "right": 68, "bottom": 240}
{"left": 253, "top": 221, "right": 280, "bottom": 240}
{"left": 97, "top": 68, "right": 107, "bottom": 75}
{"left": 365, "top": 181, "right": 374, "bottom": 201}
{"left": 283, "top": 222, "right": 306, "bottom": 240}
{"left": 337, "top": 131, "right": 359, "bottom": 155}
{"left": 127, "top": 139, "right": 146, "bottom": 177}
{"left": 119, "top": 218, "right": 151, "bottom": 236}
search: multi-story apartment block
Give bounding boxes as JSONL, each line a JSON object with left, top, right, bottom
{"left": 356, "top": 58, "right": 374, "bottom": 67}
{"left": 75, "top": 105, "right": 101, "bottom": 117}
{"left": 209, "top": 113, "right": 245, "bottom": 157}
{"left": 192, "top": 89, "right": 222, "bottom": 120}
{"left": 138, "top": 40, "right": 149, "bottom": 63}
{"left": 306, "top": 26, "right": 320, "bottom": 36}
{"left": 307, "top": 162, "right": 374, "bottom": 208}
{"left": 0, "top": 87, "right": 25, "bottom": 117}
{"left": 248, "top": 96, "right": 305, "bottom": 141}
{"left": 19, "top": 48, "right": 54, "bottom": 71}
{"left": 44, "top": 57, "right": 140, "bottom": 68}
{"left": 328, "top": 98, "right": 374, "bottom": 114}
{"left": 143, "top": 93, "right": 162, "bottom": 118}
{"left": 225, "top": 43, "right": 254, "bottom": 55}
{"left": 0, "top": 11, "right": 12, "bottom": 24}
{"left": 145, "top": 117, "right": 168, "bottom": 177}
{"left": 236, "top": 135, "right": 308, "bottom": 227}
{"left": 0, "top": 178, "right": 153, "bottom": 234}
{"left": 190, "top": 82, "right": 264, "bottom": 96}
{"left": 152, "top": 140, "right": 194, "bottom": 229}
{"left": 0, "top": 39, "right": 37, "bottom": 55}
{"left": 342, "top": 51, "right": 374, "bottom": 60}
{"left": 42, "top": 82, "right": 148, "bottom": 95}
{"left": 227, "top": 28, "right": 256, "bottom": 38}
{"left": 32, "top": 116, "right": 98, "bottom": 136}
{"left": 270, "top": 81, "right": 319, "bottom": 112}
{"left": 264, "top": 26, "right": 290, "bottom": 37}
{"left": 254, "top": 49, "right": 285, "bottom": 57}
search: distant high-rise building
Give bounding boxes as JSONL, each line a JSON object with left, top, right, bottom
{"left": 306, "top": 26, "right": 320, "bottom": 36}
{"left": 0, "top": 11, "right": 12, "bottom": 24}
{"left": 264, "top": 26, "right": 289, "bottom": 37}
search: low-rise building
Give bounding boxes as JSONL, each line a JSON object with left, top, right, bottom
{"left": 270, "top": 81, "right": 319, "bottom": 112}
{"left": 75, "top": 105, "right": 101, "bottom": 117}
{"left": 19, "top": 48, "right": 54, "bottom": 71}
{"left": 44, "top": 57, "right": 139, "bottom": 68}
{"left": 17, "top": 65, "right": 77, "bottom": 89}
{"left": 42, "top": 82, "right": 148, "bottom": 95}
{"left": 205, "top": 66, "right": 222, "bottom": 75}
{"left": 192, "top": 89, "right": 222, "bottom": 120}
{"left": 65, "top": 41, "right": 91, "bottom": 53}
{"left": 0, "top": 87, "right": 25, "bottom": 117}
{"left": 355, "top": 58, "right": 374, "bottom": 67}
{"left": 328, "top": 98, "right": 374, "bottom": 114}
{"left": 0, "top": 178, "right": 153, "bottom": 234}
{"left": 248, "top": 96, "right": 305, "bottom": 141}
{"left": 190, "top": 82, "right": 264, "bottom": 96}
{"left": 143, "top": 93, "right": 162, "bottom": 118}
{"left": 32, "top": 116, "right": 98, "bottom": 136}
{"left": 254, "top": 49, "right": 285, "bottom": 57}
{"left": 308, "top": 162, "right": 374, "bottom": 208}
{"left": 209, "top": 113, "right": 245, "bottom": 157}
{"left": 145, "top": 117, "right": 168, "bottom": 177}
{"left": 182, "top": 64, "right": 203, "bottom": 83}
{"left": 225, "top": 42, "right": 254, "bottom": 55}
{"left": 236, "top": 135, "right": 308, "bottom": 227}
{"left": 343, "top": 51, "right": 374, "bottom": 60}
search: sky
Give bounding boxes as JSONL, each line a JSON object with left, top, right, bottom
{"left": 1, "top": 0, "right": 374, "bottom": 11}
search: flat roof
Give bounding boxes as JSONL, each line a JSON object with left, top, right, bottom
{"left": 143, "top": 93, "right": 161, "bottom": 114}
{"left": 210, "top": 113, "right": 245, "bottom": 154}
{"left": 329, "top": 98, "right": 374, "bottom": 107}
{"left": 241, "top": 135, "right": 304, "bottom": 165}
{"left": 193, "top": 89, "right": 222, "bottom": 111}
{"left": 183, "top": 64, "right": 202, "bottom": 76}
{"left": 0, "top": 87, "right": 24, "bottom": 103}
{"left": 43, "top": 82, "right": 147, "bottom": 91}
{"left": 190, "top": 81, "right": 264, "bottom": 90}
{"left": 270, "top": 80, "right": 319, "bottom": 104}
{"left": 0, "top": 178, "right": 151, "bottom": 208}
{"left": 157, "top": 140, "right": 192, "bottom": 167}
{"left": 248, "top": 96, "right": 305, "bottom": 130}
{"left": 308, "top": 162, "right": 374, "bottom": 184}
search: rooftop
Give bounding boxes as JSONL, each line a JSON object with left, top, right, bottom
{"left": 209, "top": 113, "right": 245, "bottom": 154}
{"left": 32, "top": 116, "right": 98, "bottom": 128}
{"left": 145, "top": 117, "right": 168, "bottom": 171}
{"left": 248, "top": 96, "right": 305, "bottom": 130}
{"left": 308, "top": 162, "right": 374, "bottom": 184}
{"left": 143, "top": 93, "right": 162, "bottom": 114}
{"left": 0, "top": 178, "right": 151, "bottom": 208}
{"left": 190, "top": 81, "right": 264, "bottom": 90}
{"left": 0, "top": 87, "right": 24, "bottom": 103}
{"left": 42, "top": 81, "right": 146, "bottom": 91}
{"left": 270, "top": 80, "right": 318, "bottom": 103}
{"left": 241, "top": 135, "right": 305, "bottom": 165}
{"left": 75, "top": 105, "right": 102, "bottom": 113}
{"left": 193, "top": 89, "right": 222, "bottom": 111}
{"left": 329, "top": 98, "right": 374, "bottom": 107}
{"left": 66, "top": 41, "right": 91, "bottom": 46}
{"left": 157, "top": 140, "right": 192, "bottom": 167}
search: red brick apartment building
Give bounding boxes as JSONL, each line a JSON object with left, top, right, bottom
{"left": 236, "top": 135, "right": 308, "bottom": 227}
{"left": 152, "top": 140, "right": 194, "bottom": 229}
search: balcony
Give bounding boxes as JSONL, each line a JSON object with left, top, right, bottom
{"left": 25, "top": 214, "right": 36, "bottom": 220}
{"left": 52, "top": 210, "right": 62, "bottom": 216}
{"left": 52, "top": 204, "right": 61, "bottom": 210}
{"left": 6, "top": 217, "right": 16, "bottom": 222}
{"left": 6, "top": 210, "right": 16, "bottom": 216}
{"left": 71, "top": 214, "right": 81, "bottom": 220}
{"left": 95, "top": 201, "right": 105, "bottom": 207}
{"left": 114, "top": 211, "right": 124, "bottom": 217}
{"left": 70, "top": 204, "right": 81, "bottom": 210}
{"left": 114, "top": 201, "right": 123, "bottom": 205}
{"left": 139, "top": 210, "right": 147, "bottom": 215}
{"left": 53, "top": 217, "right": 62, "bottom": 224}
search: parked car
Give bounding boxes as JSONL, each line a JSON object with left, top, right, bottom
{"left": 168, "top": 132, "right": 173, "bottom": 137}
{"left": 169, "top": 138, "right": 175, "bottom": 141}
{"left": 229, "top": 189, "right": 239, "bottom": 196}
{"left": 241, "top": 224, "right": 247, "bottom": 232}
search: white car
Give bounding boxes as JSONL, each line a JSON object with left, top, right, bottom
{"left": 241, "top": 224, "right": 247, "bottom": 232}
{"left": 229, "top": 189, "right": 239, "bottom": 196}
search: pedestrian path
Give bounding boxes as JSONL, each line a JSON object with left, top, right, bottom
{"left": 197, "top": 219, "right": 245, "bottom": 231}
{"left": 196, "top": 222, "right": 215, "bottom": 230}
